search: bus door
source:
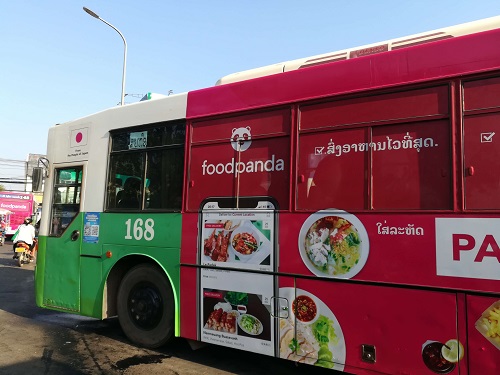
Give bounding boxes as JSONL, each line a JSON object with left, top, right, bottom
{"left": 198, "top": 197, "right": 278, "bottom": 357}
{"left": 42, "top": 165, "right": 84, "bottom": 312}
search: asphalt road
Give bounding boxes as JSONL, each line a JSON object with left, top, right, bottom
{"left": 0, "top": 242, "right": 342, "bottom": 375}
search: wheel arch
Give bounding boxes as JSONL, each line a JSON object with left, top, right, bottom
{"left": 104, "top": 254, "right": 178, "bottom": 322}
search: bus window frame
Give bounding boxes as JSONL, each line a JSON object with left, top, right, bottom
{"left": 104, "top": 121, "right": 186, "bottom": 213}
{"left": 49, "top": 165, "right": 84, "bottom": 237}
{"left": 295, "top": 83, "right": 454, "bottom": 212}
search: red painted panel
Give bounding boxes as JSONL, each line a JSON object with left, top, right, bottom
{"left": 187, "top": 137, "right": 290, "bottom": 211}
{"left": 464, "top": 76, "right": 500, "bottom": 111}
{"left": 296, "top": 120, "right": 452, "bottom": 211}
{"left": 278, "top": 212, "right": 500, "bottom": 293}
{"left": 179, "top": 266, "right": 197, "bottom": 340}
{"left": 180, "top": 213, "right": 198, "bottom": 264}
{"left": 297, "top": 128, "right": 368, "bottom": 210}
{"left": 279, "top": 212, "right": 435, "bottom": 284}
{"left": 464, "top": 112, "right": 500, "bottom": 209}
{"left": 292, "top": 279, "right": 459, "bottom": 374}
{"left": 187, "top": 110, "right": 291, "bottom": 211}
{"left": 300, "top": 86, "right": 449, "bottom": 131}
{"left": 179, "top": 213, "right": 200, "bottom": 340}
{"left": 372, "top": 120, "right": 452, "bottom": 209}
{"left": 191, "top": 109, "right": 290, "bottom": 143}
{"left": 188, "top": 29, "right": 500, "bottom": 119}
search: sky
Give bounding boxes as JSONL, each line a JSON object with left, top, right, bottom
{"left": 2, "top": 0, "right": 500, "bottom": 167}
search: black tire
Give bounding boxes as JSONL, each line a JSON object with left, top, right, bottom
{"left": 17, "top": 253, "right": 23, "bottom": 267}
{"left": 117, "top": 264, "right": 174, "bottom": 348}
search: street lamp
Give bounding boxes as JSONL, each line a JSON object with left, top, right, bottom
{"left": 83, "top": 6, "right": 127, "bottom": 106}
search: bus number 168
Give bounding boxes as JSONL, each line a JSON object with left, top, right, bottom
{"left": 125, "top": 218, "right": 155, "bottom": 241}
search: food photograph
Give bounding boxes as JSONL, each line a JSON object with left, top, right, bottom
{"left": 202, "top": 219, "right": 272, "bottom": 265}
{"left": 202, "top": 290, "right": 272, "bottom": 342}
{"left": 475, "top": 300, "right": 500, "bottom": 350}
{"left": 298, "top": 210, "right": 369, "bottom": 278}
{"left": 279, "top": 287, "right": 346, "bottom": 370}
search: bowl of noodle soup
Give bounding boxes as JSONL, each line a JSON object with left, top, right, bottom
{"left": 298, "top": 210, "right": 369, "bottom": 279}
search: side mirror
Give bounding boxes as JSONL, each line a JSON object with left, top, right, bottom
{"left": 32, "top": 167, "right": 44, "bottom": 192}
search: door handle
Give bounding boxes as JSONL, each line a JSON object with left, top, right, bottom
{"left": 270, "top": 296, "right": 289, "bottom": 318}
{"left": 70, "top": 230, "right": 80, "bottom": 241}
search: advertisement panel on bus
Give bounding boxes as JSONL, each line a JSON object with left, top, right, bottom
{"left": 0, "top": 192, "right": 36, "bottom": 236}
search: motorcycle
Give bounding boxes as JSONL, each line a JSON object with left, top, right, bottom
{"left": 14, "top": 240, "right": 36, "bottom": 267}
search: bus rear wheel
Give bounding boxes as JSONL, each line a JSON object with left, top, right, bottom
{"left": 117, "top": 264, "right": 174, "bottom": 348}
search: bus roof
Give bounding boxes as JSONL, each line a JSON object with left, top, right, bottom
{"left": 215, "top": 15, "right": 500, "bottom": 85}
{"left": 188, "top": 23, "right": 500, "bottom": 119}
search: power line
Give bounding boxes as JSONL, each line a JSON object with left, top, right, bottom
{"left": 0, "top": 180, "right": 26, "bottom": 184}
{"left": 0, "top": 158, "right": 26, "bottom": 164}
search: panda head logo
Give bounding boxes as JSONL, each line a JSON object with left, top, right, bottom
{"left": 230, "top": 126, "right": 252, "bottom": 152}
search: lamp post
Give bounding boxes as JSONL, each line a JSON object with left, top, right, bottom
{"left": 83, "top": 7, "right": 127, "bottom": 106}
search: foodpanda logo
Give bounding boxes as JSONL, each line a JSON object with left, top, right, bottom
{"left": 201, "top": 126, "right": 285, "bottom": 176}
{"left": 230, "top": 126, "right": 252, "bottom": 152}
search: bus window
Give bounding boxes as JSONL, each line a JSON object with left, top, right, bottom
{"left": 107, "top": 153, "right": 144, "bottom": 210}
{"left": 106, "top": 121, "right": 185, "bottom": 211}
{"left": 145, "top": 149, "right": 184, "bottom": 210}
{"left": 50, "top": 166, "right": 83, "bottom": 236}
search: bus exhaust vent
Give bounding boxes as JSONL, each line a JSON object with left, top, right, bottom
{"left": 391, "top": 32, "right": 453, "bottom": 50}
{"left": 298, "top": 52, "right": 348, "bottom": 69}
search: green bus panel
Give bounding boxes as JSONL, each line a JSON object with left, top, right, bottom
{"left": 35, "top": 212, "right": 182, "bottom": 332}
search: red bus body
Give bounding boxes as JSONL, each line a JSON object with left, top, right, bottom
{"left": 179, "top": 27, "right": 500, "bottom": 374}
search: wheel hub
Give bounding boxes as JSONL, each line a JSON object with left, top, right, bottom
{"left": 128, "top": 283, "right": 163, "bottom": 329}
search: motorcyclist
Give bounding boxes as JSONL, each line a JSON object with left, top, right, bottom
{"left": 13, "top": 217, "right": 36, "bottom": 260}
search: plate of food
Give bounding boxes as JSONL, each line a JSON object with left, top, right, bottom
{"left": 229, "top": 224, "right": 262, "bottom": 261}
{"left": 475, "top": 300, "right": 500, "bottom": 350}
{"left": 298, "top": 209, "right": 369, "bottom": 279}
{"left": 202, "top": 223, "right": 232, "bottom": 263}
{"left": 204, "top": 302, "right": 238, "bottom": 334}
{"left": 279, "top": 288, "right": 345, "bottom": 370}
{"left": 291, "top": 294, "right": 319, "bottom": 325}
{"left": 238, "top": 314, "right": 263, "bottom": 336}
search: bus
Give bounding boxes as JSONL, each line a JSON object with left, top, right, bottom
{"left": 35, "top": 16, "right": 500, "bottom": 374}
{"left": 0, "top": 191, "right": 37, "bottom": 237}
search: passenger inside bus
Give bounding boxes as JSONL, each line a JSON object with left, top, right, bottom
{"left": 146, "top": 178, "right": 162, "bottom": 209}
{"left": 107, "top": 177, "right": 123, "bottom": 208}
{"left": 117, "top": 178, "right": 141, "bottom": 209}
